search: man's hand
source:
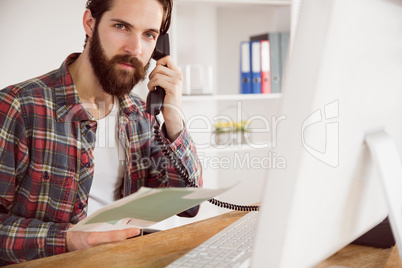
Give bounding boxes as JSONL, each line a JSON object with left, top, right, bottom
{"left": 65, "top": 227, "right": 141, "bottom": 252}
{"left": 148, "top": 55, "right": 184, "bottom": 141}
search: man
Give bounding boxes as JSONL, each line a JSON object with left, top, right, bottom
{"left": 0, "top": 0, "right": 202, "bottom": 264}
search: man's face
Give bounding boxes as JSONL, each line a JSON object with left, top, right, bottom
{"left": 88, "top": 0, "right": 164, "bottom": 97}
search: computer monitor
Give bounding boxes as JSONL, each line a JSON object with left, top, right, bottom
{"left": 251, "top": 0, "right": 402, "bottom": 267}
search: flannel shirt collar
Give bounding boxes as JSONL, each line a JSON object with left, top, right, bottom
{"left": 118, "top": 94, "right": 143, "bottom": 121}
{"left": 54, "top": 53, "right": 142, "bottom": 122}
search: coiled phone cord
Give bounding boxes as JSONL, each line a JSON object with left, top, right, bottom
{"left": 153, "top": 123, "right": 259, "bottom": 212}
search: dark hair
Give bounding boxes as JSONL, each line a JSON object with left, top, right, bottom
{"left": 84, "top": 0, "right": 173, "bottom": 46}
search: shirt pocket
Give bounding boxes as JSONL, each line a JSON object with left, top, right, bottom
{"left": 15, "top": 161, "right": 77, "bottom": 222}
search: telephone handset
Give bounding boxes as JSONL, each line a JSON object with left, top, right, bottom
{"left": 147, "top": 34, "right": 259, "bottom": 212}
{"left": 145, "top": 33, "right": 170, "bottom": 116}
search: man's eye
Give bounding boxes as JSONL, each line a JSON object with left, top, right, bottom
{"left": 145, "top": 33, "right": 156, "bottom": 40}
{"left": 115, "top": 24, "right": 126, "bottom": 30}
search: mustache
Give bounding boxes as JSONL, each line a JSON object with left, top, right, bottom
{"left": 110, "top": 54, "right": 143, "bottom": 68}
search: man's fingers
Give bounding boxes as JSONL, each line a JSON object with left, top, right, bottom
{"left": 91, "top": 228, "right": 141, "bottom": 245}
{"left": 126, "top": 228, "right": 141, "bottom": 237}
{"left": 67, "top": 228, "right": 141, "bottom": 250}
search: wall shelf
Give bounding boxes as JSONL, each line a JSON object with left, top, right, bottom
{"left": 198, "top": 143, "right": 271, "bottom": 153}
{"left": 177, "top": 0, "right": 291, "bottom": 5}
{"left": 182, "top": 93, "right": 282, "bottom": 102}
{"left": 168, "top": 0, "right": 292, "bottom": 227}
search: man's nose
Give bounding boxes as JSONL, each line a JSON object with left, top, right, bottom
{"left": 123, "top": 34, "right": 142, "bottom": 56}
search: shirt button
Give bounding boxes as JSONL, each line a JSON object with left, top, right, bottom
{"left": 86, "top": 124, "right": 91, "bottom": 130}
{"left": 85, "top": 162, "right": 91, "bottom": 168}
{"left": 43, "top": 171, "right": 50, "bottom": 180}
{"left": 77, "top": 203, "right": 85, "bottom": 210}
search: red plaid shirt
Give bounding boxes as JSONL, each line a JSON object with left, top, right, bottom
{"left": 0, "top": 53, "right": 202, "bottom": 264}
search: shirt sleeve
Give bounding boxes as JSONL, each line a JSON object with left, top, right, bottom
{"left": 148, "top": 122, "right": 203, "bottom": 217}
{"left": 163, "top": 123, "right": 203, "bottom": 187}
{"left": 0, "top": 89, "right": 68, "bottom": 264}
{"left": 0, "top": 215, "right": 69, "bottom": 264}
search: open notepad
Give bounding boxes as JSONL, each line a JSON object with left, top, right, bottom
{"left": 67, "top": 186, "right": 233, "bottom": 232}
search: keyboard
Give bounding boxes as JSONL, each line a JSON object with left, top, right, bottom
{"left": 167, "top": 211, "right": 258, "bottom": 268}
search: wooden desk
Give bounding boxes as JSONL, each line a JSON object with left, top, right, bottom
{"left": 8, "top": 210, "right": 402, "bottom": 268}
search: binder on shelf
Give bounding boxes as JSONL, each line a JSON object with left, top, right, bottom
{"left": 260, "top": 40, "right": 271, "bottom": 94}
{"left": 251, "top": 41, "right": 261, "bottom": 94}
{"left": 267, "top": 32, "right": 281, "bottom": 93}
{"left": 240, "top": 41, "right": 252, "bottom": 94}
{"left": 251, "top": 32, "right": 290, "bottom": 94}
{"left": 280, "top": 32, "right": 290, "bottom": 85}
{"left": 250, "top": 33, "right": 269, "bottom": 42}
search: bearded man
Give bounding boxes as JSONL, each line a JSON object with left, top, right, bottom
{"left": 0, "top": 0, "right": 202, "bottom": 264}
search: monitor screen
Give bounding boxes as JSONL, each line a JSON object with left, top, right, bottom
{"left": 252, "top": 0, "right": 402, "bottom": 266}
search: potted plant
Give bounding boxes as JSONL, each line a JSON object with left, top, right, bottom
{"left": 213, "top": 120, "right": 249, "bottom": 145}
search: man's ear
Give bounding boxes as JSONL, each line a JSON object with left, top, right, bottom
{"left": 83, "top": 9, "right": 96, "bottom": 38}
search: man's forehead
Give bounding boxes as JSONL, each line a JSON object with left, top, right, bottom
{"left": 105, "top": 0, "right": 164, "bottom": 29}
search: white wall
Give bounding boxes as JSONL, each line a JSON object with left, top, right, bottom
{"left": 0, "top": 1, "right": 87, "bottom": 88}
{"left": 0, "top": 0, "right": 151, "bottom": 97}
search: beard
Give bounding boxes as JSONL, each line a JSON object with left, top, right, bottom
{"left": 88, "top": 24, "right": 150, "bottom": 97}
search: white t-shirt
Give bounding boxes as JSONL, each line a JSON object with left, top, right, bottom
{"left": 87, "top": 97, "right": 126, "bottom": 216}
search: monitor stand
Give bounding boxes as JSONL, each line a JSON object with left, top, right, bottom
{"left": 365, "top": 130, "right": 402, "bottom": 260}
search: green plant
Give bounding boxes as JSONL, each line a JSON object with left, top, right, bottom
{"left": 213, "top": 120, "right": 249, "bottom": 134}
